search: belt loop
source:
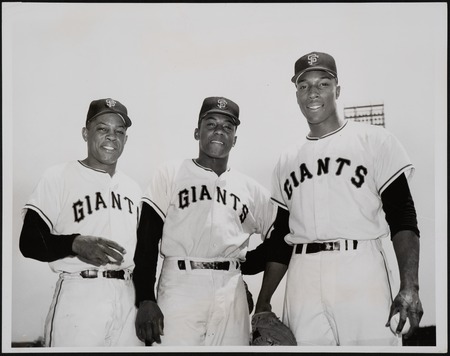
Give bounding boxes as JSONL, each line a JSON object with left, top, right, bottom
{"left": 353, "top": 240, "right": 358, "bottom": 249}
{"left": 345, "top": 240, "right": 348, "bottom": 250}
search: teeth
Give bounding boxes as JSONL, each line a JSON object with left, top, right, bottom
{"left": 211, "top": 141, "right": 223, "bottom": 145}
{"left": 309, "top": 105, "right": 321, "bottom": 109}
{"left": 103, "top": 146, "right": 115, "bottom": 151}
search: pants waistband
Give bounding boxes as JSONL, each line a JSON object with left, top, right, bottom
{"left": 61, "top": 269, "right": 133, "bottom": 280}
{"left": 295, "top": 240, "right": 358, "bottom": 254}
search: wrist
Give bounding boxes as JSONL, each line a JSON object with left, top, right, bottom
{"left": 69, "top": 234, "right": 81, "bottom": 255}
{"left": 254, "top": 300, "right": 272, "bottom": 314}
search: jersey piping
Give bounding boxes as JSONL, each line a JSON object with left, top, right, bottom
{"left": 378, "top": 164, "right": 414, "bottom": 195}
{"left": 142, "top": 197, "right": 166, "bottom": 221}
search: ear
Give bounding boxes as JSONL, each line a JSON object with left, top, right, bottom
{"left": 335, "top": 85, "right": 341, "bottom": 100}
{"left": 82, "top": 127, "right": 88, "bottom": 142}
{"left": 233, "top": 135, "right": 237, "bottom": 147}
{"left": 194, "top": 128, "right": 199, "bottom": 141}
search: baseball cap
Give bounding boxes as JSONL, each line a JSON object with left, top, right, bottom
{"left": 291, "top": 51, "right": 338, "bottom": 85}
{"left": 198, "top": 97, "right": 240, "bottom": 126}
{"left": 86, "top": 98, "right": 132, "bottom": 128}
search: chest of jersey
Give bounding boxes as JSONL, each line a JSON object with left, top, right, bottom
{"left": 55, "top": 168, "right": 139, "bottom": 238}
{"left": 151, "top": 160, "right": 271, "bottom": 259}
{"left": 274, "top": 124, "right": 393, "bottom": 242}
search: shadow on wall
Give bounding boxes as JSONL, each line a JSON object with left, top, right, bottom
{"left": 10, "top": 326, "right": 437, "bottom": 347}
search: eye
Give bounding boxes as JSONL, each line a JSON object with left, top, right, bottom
{"left": 297, "top": 83, "right": 307, "bottom": 91}
{"left": 223, "top": 124, "right": 234, "bottom": 132}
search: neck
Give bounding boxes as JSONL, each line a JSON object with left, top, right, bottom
{"left": 308, "top": 115, "right": 345, "bottom": 138}
{"left": 195, "top": 155, "right": 229, "bottom": 176}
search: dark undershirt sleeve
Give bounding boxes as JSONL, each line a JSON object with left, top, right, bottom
{"left": 241, "top": 207, "right": 293, "bottom": 275}
{"left": 132, "top": 202, "right": 164, "bottom": 306}
{"left": 381, "top": 173, "right": 420, "bottom": 239}
{"left": 19, "top": 209, "right": 79, "bottom": 262}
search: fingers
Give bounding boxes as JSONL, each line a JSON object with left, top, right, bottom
{"left": 151, "top": 320, "right": 162, "bottom": 344}
{"left": 136, "top": 320, "right": 163, "bottom": 345}
{"left": 74, "top": 236, "right": 126, "bottom": 266}
{"left": 102, "top": 238, "right": 126, "bottom": 254}
{"left": 97, "top": 238, "right": 126, "bottom": 265}
{"left": 387, "top": 291, "right": 424, "bottom": 338}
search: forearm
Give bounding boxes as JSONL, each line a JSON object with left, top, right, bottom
{"left": 19, "top": 209, "right": 78, "bottom": 262}
{"left": 255, "top": 261, "right": 288, "bottom": 313}
{"left": 392, "top": 230, "right": 420, "bottom": 291}
{"left": 133, "top": 202, "right": 163, "bottom": 306}
{"left": 242, "top": 207, "right": 292, "bottom": 275}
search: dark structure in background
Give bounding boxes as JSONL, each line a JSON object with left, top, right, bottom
{"left": 344, "top": 103, "right": 385, "bottom": 127}
{"left": 402, "top": 326, "right": 436, "bottom": 346}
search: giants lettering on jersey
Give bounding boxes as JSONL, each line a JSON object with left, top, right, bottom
{"left": 72, "top": 191, "right": 136, "bottom": 222}
{"left": 178, "top": 185, "right": 249, "bottom": 223}
{"left": 284, "top": 157, "right": 368, "bottom": 200}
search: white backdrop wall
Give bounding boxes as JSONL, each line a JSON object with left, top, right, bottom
{"left": 2, "top": 2, "right": 447, "bottom": 353}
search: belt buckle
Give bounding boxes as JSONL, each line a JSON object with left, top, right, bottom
{"left": 322, "top": 242, "right": 340, "bottom": 251}
{"left": 80, "top": 270, "right": 98, "bottom": 278}
{"left": 332, "top": 241, "right": 341, "bottom": 251}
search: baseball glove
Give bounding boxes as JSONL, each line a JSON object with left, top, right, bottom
{"left": 251, "top": 311, "right": 297, "bottom": 346}
{"left": 243, "top": 280, "right": 254, "bottom": 314}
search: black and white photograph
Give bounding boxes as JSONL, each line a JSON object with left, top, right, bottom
{"left": 2, "top": 2, "right": 447, "bottom": 353}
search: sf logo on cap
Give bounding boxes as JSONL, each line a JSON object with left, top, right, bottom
{"left": 307, "top": 53, "right": 319, "bottom": 66}
{"left": 217, "top": 98, "right": 228, "bottom": 109}
{"left": 106, "top": 98, "right": 116, "bottom": 108}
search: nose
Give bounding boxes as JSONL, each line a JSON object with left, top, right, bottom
{"left": 308, "top": 85, "right": 319, "bottom": 99}
{"left": 214, "top": 125, "right": 225, "bottom": 135}
{"left": 106, "top": 130, "right": 117, "bottom": 140}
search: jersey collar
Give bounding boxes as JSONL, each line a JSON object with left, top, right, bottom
{"left": 306, "top": 120, "right": 348, "bottom": 141}
{"left": 192, "top": 159, "right": 231, "bottom": 174}
{"left": 78, "top": 160, "right": 111, "bottom": 174}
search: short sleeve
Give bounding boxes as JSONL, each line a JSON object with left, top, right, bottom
{"left": 374, "top": 131, "right": 414, "bottom": 194}
{"left": 23, "top": 166, "right": 62, "bottom": 230}
{"left": 270, "top": 159, "right": 288, "bottom": 210}
{"left": 251, "top": 183, "right": 278, "bottom": 239}
{"left": 142, "top": 162, "right": 175, "bottom": 221}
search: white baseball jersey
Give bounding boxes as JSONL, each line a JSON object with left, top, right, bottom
{"left": 23, "top": 160, "right": 142, "bottom": 273}
{"left": 143, "top": 159, "right": 276, "bottom": 261}
{"left": 271, "top": 120, "right": 414, "bottom": 244}
{"left": 142, "top": 158, "right": 276, "bottom": 346}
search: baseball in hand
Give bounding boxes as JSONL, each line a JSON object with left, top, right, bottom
{"left": 389, "top": 313, "right": 410, "bottom": 335}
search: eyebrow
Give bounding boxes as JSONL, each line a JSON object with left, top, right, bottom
{"left": 94, "top": 121, "right": 126, "bottom": 129}
{"left": 298, "top": 75, "right": 333, "bottom": 84}
{"left": 205, "top": 116, "right": 234, "bottom": 125}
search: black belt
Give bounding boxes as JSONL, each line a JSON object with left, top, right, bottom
{"left": 295, "top": 240, "right": 358, "bottom": 254}
{"left": 177, "top": 260, "right": 239, "bottom": 271}
{"left": 79, "top": 270, "right": 131, "bottom": 279}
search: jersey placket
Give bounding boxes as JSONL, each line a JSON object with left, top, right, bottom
{"left": 206, "top": 174, "right": 223, "bottom": 257}
{"left": 312, "top": 139, "right": 331, "bottom": 240}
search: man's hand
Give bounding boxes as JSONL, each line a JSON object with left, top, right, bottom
{"left": 135, "top": 300, "right": 164, "bottom": 345}
{"left": 386, "top": 288, "right": 423, "bottom": 339}
{"left": 72, "top": 235, "right": 126, "bottom": 266}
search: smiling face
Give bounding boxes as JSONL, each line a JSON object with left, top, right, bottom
{"left": 295, "top": 70, "right": 342, "bottom": 136}
{"left": 195, "top": 113, "right": 237, "bottom": 170}
{"left": 81, "top": 113, "right": 128, "bottom": 175}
